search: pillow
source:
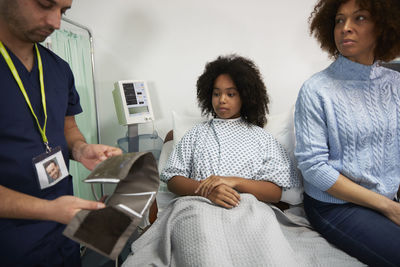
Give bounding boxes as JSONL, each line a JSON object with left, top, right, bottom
{"left": 172, "top": 111, "right": 207, "bottom": 146}
{"left": 264, "top": 106, "right": 295, "bottom": 157}
{"left": 265, "top": 106, "right": 303, "bottom": 205}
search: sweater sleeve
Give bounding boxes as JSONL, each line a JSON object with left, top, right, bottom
{"left": 294, "top": 82, "right": 339, "bottom": 191}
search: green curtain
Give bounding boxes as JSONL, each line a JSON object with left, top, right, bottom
{"left": 48, "top": 29, "right": 100, "bottom": 201}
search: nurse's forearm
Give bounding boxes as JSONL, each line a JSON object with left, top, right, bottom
{"left": 64, "top": 116, "right": 87, "bottom": 160}
{"left": 0, "top": 185, "right": 106, "bottom": 224}
{"left": 0, "top": 185, "right": 51, "bottom": 221}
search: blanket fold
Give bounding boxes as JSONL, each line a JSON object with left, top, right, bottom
{"left": 122, "top": 194, "right": 363, "bottom": 267}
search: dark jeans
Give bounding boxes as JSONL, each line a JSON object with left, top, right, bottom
{"left": 303, "top": 193, "right": 400, "bottom": 267}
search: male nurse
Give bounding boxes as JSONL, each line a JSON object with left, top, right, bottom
{"left": 0, "top": 0, "right": 122, "bottom": 265}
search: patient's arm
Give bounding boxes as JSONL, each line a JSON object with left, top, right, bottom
{"left": 233, "top": 178, "right": 282, "bottom": 203}
{"left": 167, "top": 175, "right": 201, "bottom": 196}
{"left": 167, "top": 176, "right": 240, "bottom": 208}
{"left": 196, "top": 176, "right": 282, "bottom": 203}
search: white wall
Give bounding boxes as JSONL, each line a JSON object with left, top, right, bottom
{"left": 66, "top": 0, "right": 331, "bottom": 146}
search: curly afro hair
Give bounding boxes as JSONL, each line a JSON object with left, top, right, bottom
{"left": 309, "top": 0, "right": 400, "bottom": 62}
{"left": 196, "top": 55, "right": 269, "bottom": 127}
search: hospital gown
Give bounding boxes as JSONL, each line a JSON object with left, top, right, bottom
{"left": 161, "top": 117, "right": 298, "bottom": 188}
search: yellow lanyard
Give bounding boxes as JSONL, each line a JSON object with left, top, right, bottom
{"left": 0, "top": 41, "right": 49, "bottom": 151}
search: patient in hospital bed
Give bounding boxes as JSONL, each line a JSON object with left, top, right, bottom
{"left": 122, "top": 55, "right": 364, "bottom": 266}
{"left": 162, "top": 54, "right": 299, "bottom": 208}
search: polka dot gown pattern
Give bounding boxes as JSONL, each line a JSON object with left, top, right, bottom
{"left": 161, "top": 118, "right": 298, "bottom": 189}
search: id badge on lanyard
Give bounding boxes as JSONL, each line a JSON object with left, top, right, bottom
{"left": 33, "top": 146, "right": 69, "bottom": 189}
{"left": 0, "top": 42, "right": 69, "bottom": 189}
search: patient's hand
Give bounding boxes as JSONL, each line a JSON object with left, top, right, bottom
{"left": 195, "top": 175, "right": 238, "bottom": 197}
{"left": 207, "top": 184, "right": 240, "bottom": 209}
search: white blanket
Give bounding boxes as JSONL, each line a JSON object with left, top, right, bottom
{"left": 122, "top": 194, "right": 364, "bottom": 267}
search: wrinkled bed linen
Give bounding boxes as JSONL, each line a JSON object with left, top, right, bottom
{"left": 122, "top": 194, "right": 363, "bottom": 267}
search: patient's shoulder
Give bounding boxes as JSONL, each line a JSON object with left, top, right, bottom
{"left": 249, "top": 124, "right": 276, "bottom": 142}
{"left": 179, "top": 121, "right": 210, "bottom": 142}
{"left": 189, "top": 120, "right": 211, "bottom": 133}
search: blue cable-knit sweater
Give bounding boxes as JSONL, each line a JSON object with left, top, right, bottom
{"left": 295, "top": 55, "right": 400, "bottom": 204}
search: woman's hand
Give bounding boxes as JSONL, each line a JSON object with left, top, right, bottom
{"left": 381, "top": 200, "right": 400, "bottom": 226}
{"left": 195, "top": 175, "right": 240, "bottom": 197}
{"left": 328, "top": 174, "right": 400, "bottom": 226}
{"left": 206, "top": 184, "right": 240, "bottom": 209}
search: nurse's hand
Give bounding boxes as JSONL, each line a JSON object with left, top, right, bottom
{"left": 75, "top": 143, "right": 122, "bottom": 171}
{"left": 206, "top": 184, "right": 240, "bottom": 209}
{"left": 47, "top": 195, "right": 106, "bottom": 224}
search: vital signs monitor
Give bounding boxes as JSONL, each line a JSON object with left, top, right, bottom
{"left": 113, "top": 80, "right": 154, "bottom": 125}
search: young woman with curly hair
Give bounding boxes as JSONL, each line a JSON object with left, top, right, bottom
{"left": 294, "top": 0, "right": 400, "bottom": 265}
{"left": 196, "top": 55, "right": 270, "bottom": 127}
{"left": 123, "top": 55, "right": 300, "bottom": 266}
{"left": 164, "top": 54, "right": 298, "bottom": 208}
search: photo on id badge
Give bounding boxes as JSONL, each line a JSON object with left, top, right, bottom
{"left": 33, "top": 147, "right": 69, "bottom": 189}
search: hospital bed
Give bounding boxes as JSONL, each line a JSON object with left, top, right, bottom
{"left": 123, "top": 108, "right": 365, "bottom": 266}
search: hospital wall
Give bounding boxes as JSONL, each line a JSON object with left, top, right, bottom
{"left": 66, "top": 0, "right": 332, "bottom": 146}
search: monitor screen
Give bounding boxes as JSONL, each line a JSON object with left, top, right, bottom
{"left": 113, "top": 80, "right": 154, "bottom": 125}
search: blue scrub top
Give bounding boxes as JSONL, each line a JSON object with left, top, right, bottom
{"left": 0, "top": 44, "right": 83, "bottom": 265}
